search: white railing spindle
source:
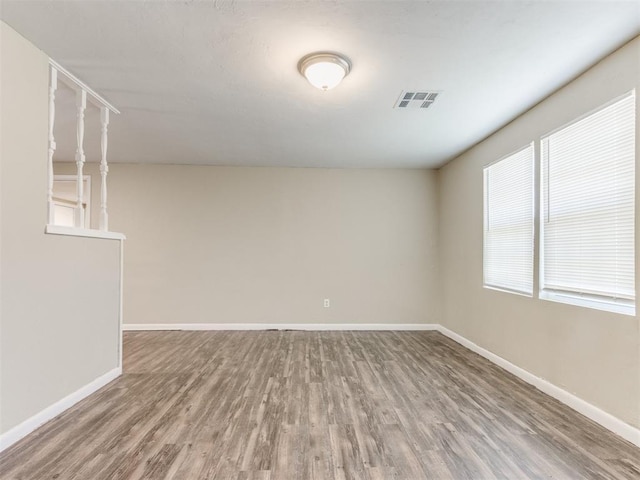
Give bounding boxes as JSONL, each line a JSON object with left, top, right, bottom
{"left": 48, "top": 58, "right": 118, "bottom": 232}
{"left": 99, "top": 107, "right": 110, "bottom": 231}
{"left": 74, "top": 89, "right": 87, "bottom": 228}
{"left": 47, "top": 67, "right": 58, "bottom": 225}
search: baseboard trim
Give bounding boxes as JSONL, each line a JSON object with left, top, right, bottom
{"left": 123, "top": 323, "right": 440, "bottom": 331}
{"left": 437, "top": 326, "right": 640, "bottom": 448}
{"left": 0, "top": 367, "right": 122, "bottom": 453}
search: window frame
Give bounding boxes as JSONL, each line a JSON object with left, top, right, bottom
{"left": 538, "top": 90, "right": 636, "bottom": 316}
{"left": 51, "top": 174, "right": 91, "bottom": 228}
{"left": 482, "top": 142, "right": 535, "bottom": 297}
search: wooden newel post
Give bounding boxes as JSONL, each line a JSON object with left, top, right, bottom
{"left": 99, "top": 107, "right": 110, "bottom": 231}
{"left": 74, "top": 89, "right": 87, "bottom": 228}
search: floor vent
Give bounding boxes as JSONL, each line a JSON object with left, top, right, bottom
{"left": 394, "top": 91, "right": 440, "bottom": 109}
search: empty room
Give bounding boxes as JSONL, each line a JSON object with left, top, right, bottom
{"left": 0, "top": 1, "right": 639, "bottom": 479}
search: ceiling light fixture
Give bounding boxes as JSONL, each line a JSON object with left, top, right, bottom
{"left": 298, "top": 52, "right": 351, "bottom": 91}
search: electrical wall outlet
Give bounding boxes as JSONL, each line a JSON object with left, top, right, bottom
{"left": 323, "top": 298, "right": 330, "bottom": 308}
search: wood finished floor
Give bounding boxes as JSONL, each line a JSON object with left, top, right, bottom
{"left": 0, "top": 331, "right": 638, "bottom": 480}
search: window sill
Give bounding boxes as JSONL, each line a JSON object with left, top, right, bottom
{"left": 483, "top": 284, "right": 533, "bottom": 298}
{"left": 45, "top": 224, "right": 126, "bottom": 241}
{"left": 539, "top": 290, "right": 635, "bottom": 316}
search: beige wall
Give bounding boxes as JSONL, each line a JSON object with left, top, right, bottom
{"left": 438, "top": 37, "right": 640, "bottom": 428}
{"left": 13, "top": 15, "right": 640, "bottom": 436}
{"left": 0, "top": 22, "right": 122, "bottom": 434}
{"left": 56, "top": 163, "right": 440, "bottom": 327}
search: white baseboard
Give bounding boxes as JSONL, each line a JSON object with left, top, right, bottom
{"left": 123, "top": 323, "right": 440, "bottom": 331}
{"left": 437, "top": 326, "right": 640, "bottom": 448}
{"left": 0, "top": 367, "right": 122, "bottom": 453}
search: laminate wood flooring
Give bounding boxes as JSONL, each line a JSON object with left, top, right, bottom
{"left": 1, "top": 331, "right": 638, "bottom": 479}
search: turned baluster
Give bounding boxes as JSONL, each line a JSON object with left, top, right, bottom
{"left": 47, "top": 67, "right": 58, "bottom": 224}
{"left": 99, "top": 107, "right": 110, "bottom": 231}
{"left": 74, "top": 89, "right": 87, "bottom": 228}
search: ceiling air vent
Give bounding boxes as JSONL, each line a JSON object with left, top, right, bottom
{"left": 394, "top": 91, "right": 441, "bottom": 109}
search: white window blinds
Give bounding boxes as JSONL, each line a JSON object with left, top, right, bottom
{"left": 541, "top": 91, "right": 635, "bottom": 308}
{"left": 483, "top": 144, "right": 534, "bottom": 295}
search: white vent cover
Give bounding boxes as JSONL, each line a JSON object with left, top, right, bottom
{"left": 394, "top": 91, "right": 440, "bottom": 109}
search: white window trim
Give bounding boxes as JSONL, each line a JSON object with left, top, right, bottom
{"left": 484, "top": 285, "right": 534, "bottom": 298}
{"left": 46, "top": 174, "right": 125, "bottom": 240}
{"left": 538, "top": 89, "right": 636, "bottom": 316}
{"left": 538, "top": 90, "right": 635, "bottom": 140}
{"left": 539, "top": 290, "right": 635, "bottom": 316}
{"left": 483, "top": 143, "right": 535, "bottom": 296}
{"left": 51, "top": 174, "right": 91, "bottom": 227}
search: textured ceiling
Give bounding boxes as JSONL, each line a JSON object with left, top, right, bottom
{"left": 1, "top": 1, "right": 639, "bottom": 168}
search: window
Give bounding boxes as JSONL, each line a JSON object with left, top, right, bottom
{"left": 541, "top": 91, "right": 635, "bottom": 314}
{"left": 483, "top": 144, "right": 534, "bottom": 295}
{"left": 52, "top": 175, "right": 91, "bottom": 228}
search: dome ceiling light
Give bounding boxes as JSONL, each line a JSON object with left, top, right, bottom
{"left": 298, "top": 52, "right": 351, "bottom": 91}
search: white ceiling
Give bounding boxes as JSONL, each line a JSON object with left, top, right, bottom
{"left": 1, "top": 1, "right": 639, "bottom": 168}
